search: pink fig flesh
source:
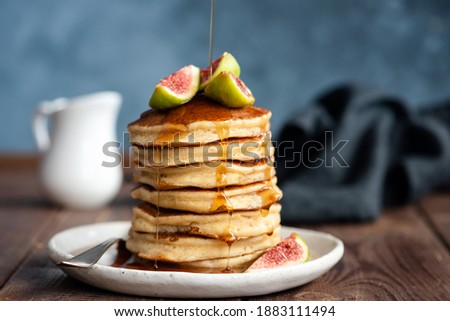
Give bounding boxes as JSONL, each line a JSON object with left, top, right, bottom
{"left": 149, "top": 65, "right": 200, "bottom": 109}
{"left": 246, "top": 233, "right": 309, "bottom": 271}
{"left": 161, "top": 68, "right": 193, "bottom": 94}
{"left": 199, "top": 52, "right": 241, "bottom": 90}
{"left": 200, "top": 57, "right": 220, "bottom": 86}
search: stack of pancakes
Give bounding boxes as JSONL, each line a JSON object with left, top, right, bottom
{"left": 126, "top": 95, "right": 282, "bottom": 271}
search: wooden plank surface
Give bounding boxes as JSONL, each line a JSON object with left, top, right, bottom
{"left": 418, "top": 193, "right": 450, "bottom": 250}
{"left": 0, "top": 205, "right": 56, "bottom": 288}
{"left": 251, "top": 206, "right": 450, "bottom": 300}
{"left": 0, "top": 205, "right": 139, "bottom": 301}
{"left": 1, "top": 156, "right": 450, "bottom": 300}
{"left": 0, "top": 155, "right": 55, "bottom": 287}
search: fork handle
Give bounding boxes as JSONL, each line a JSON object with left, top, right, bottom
{"left": 57, "top": 238, "right": 120, "bottom": 268}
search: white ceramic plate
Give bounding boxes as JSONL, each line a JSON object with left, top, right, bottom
{"left": 48, "top": 221, "right": 344, "bottom": 298}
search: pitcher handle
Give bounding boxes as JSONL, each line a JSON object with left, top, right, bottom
{"left": 32, "top": 98, "right": 68, "bottom": 153}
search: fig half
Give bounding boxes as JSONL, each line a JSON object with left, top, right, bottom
{"left": 149, "top": 64, "right": 200, "bottom": 110}
{"left": 245, "top": 233, "right": 310, "bottom": 272}
{"left": 200, "top": 52, "right": 241, "bottom": 90}
{"left": 204, "top": 71, "right": 255, "bottom": 108}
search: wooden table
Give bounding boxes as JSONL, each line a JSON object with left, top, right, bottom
{"left": 1, "top": 155, "right": 449, "bottom": 300}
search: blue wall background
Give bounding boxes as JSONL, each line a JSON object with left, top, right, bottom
{"left": 1, "top": 0, "right": 449, "bottom": 151}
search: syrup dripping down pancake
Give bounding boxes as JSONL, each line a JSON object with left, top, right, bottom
{"left": 131, "top": 178, "right": 282, "bottom": 214}
{"left": 126, "top": 226, "right": 280, "bottom": 263}
{"left": 131, "top": 202, "right": 281, "bottom": 239}
{"left": 133, "top": 158, "right": 275, "bottom": 190}
{"left": 128, "top": 95, "right": 271, "bottom": 147}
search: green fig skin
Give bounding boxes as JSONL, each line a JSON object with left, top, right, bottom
{"left": 149, "top": 65, "right": 200, "bottom": 110}
{"left": 199, "top": 52, "right": 241, "bottom": 91}
{"left": 204, "top": 71, "right": 255, "bottom": 108}
{"left": 293, "top": 233, "right": 310, "bottom": 262}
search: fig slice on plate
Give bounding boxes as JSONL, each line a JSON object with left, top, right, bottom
{"left": 149, "top": 64, "right": 200, "bottom": 109}
{"left": 245, "top": 232, "right": 310, "bottom": 272}
{"left": 204, "top": 71, "right": 255, "bottom": 108}
{"left": 199, "top": 52, "right": 241, "bottom": 90}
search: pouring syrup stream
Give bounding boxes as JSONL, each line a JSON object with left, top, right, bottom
{"left": 209, "top": 1, "right": 236, "bottom": 272}
{"left": 209, "top": 0, "right": 215, "bottom": 77}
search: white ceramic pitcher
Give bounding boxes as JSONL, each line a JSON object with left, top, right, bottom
{"left": 33, "top": 91, "right": 123, "bottom": 210}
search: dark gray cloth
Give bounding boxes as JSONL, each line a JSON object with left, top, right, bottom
{"left": 276, "top": 85, "right": 450, "bottom": 223}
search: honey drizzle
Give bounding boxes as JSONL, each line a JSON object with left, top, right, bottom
{"left": 209, "top": 126, "right": 236, "bottom": 272}
{"left": 259, "top": 183, "right": 281, "bottom": 206}
{"left": 260, "top": 208, "right": 270, "bottom": 217}
{"left": 152, "top": 105, "right": 189, "bottom": 147}
{"left": 221, "top": 162, "right": 236, "bottom": 273}
{"left": 208, "top": 0, "right": 215, "bottom": 78}
{"left": 112, "top": 240, "right": 248, "bottom": 273}
{"left": 216, "top": 120, "right": 230, "bottom": 141}
{"left": 264, "top": 158, "right": 273, "bottom": 180}
{"left": 262, "top": 131, "right": 274, "bottom": 180}
{"left": 154, "top": 124, "right": 189, "bottom": 146}
{"left": 152, "top": 119, "right": 183, "bottom": 270}
{"left": 154, "top": 165, "right": 161, "bottom": 269}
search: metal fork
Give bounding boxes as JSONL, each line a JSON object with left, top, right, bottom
{"left": 57, "top": 238, "right": 120, "bottom": 268}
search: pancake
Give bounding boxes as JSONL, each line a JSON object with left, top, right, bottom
{"left": 131, "top": 178, "right": 282, "bottom": 213}
{"left": 128, "top": 95, "right": 271, "bottom": 147}
{"left": 126, "top": 90, "right": 283, "bottom": 273}
{"left": 133, "top": 159, "right": 275, "bottom": 189}
{"left": 126, "top": 226, "right": 281, "bottom": 262}
{"left": 132, "top": 203, "right": 281, "bottom": 239}
{"left": 170, "top": 250, "right": 266, "bottom": 269}
{"left": 131, "top": 135, "right": 273, "bottom": 167}
{"left": 132, "top": 250, "right": 266, "bottom": 270}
